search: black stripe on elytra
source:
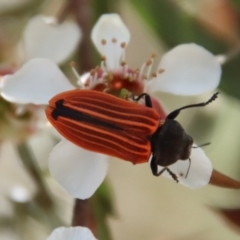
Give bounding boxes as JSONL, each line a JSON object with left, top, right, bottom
{"left": 51, "top": 99, "right": 123, "bottom": 130}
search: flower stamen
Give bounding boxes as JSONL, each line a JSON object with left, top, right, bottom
{"left": 112, "top": 38, "right": 117, "bottom": 43}
{"left": 70, "top": 61, "right": 83, "bottom": 87}
{"left": 139, "top": 54, "right": 157, "bottom": 82}
{"left": 101, "top": 39, "right": 107, "bottom": 45}
{"left": 146, "top": 54, "right": 156, "bottom": 79}
{"left": 88, "top": 69, "right": 96, "bottom": 88}
{"left": 100, "top": 56, "right": 107, "bottom": 71}
{"left": 120, "top": 42, "right": 127, "bottom": 63}
{"left": 146, "top": 59, "right": 153, "bottom": 79}
{"left": 121, "top": 61, "right": 128, "bottom": 78}
{"left": 112, "top": 38, "right": 119, "bottom": 69}
{"left": 139, "top": 62, "right": 147, "bottom": 80}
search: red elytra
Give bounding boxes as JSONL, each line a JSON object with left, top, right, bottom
{"left": 46, "top": 89, "right": 160, "bottom": 164}
{"left": 46, "top": 89, "right": 218, "bottom": 182}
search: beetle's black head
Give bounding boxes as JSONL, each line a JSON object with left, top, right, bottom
{"left": 151, "top": 119, "right": 193, "bottom": 167}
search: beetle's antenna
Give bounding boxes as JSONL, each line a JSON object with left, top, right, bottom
{"left": 192, "top": 142, "right": 211, "bottom": 148}
{"left": 167, "top": 92, "right": 219, "bottom": 120}
{"left": 185, "top": 158, "right": 191, "bottom": 178}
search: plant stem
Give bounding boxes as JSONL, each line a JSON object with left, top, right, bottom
{"left": 72, "top": 199, "right": 97, "bottom": 236}
{"left": 67, "top": 0, "right": 99, "bottom": 236}
{"left": 70, "top": 0, "right": 95, "bottom": 72}
{"left": 16, "top": 141, "right": 53, "bottom": 208}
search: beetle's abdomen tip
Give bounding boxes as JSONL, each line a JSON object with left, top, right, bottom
{"left": 46, "top": 99, "right": 65, "bottom": 121}
{"left": 51, "top": 109, "right": 59, "bottom": 120}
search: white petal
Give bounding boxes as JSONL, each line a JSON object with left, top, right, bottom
{"left": 150, "top": 43, "right": 221, "bottom": 95}
{"left": 47, "top": 227, "right": 97, "bottom": 240}
{"left": 49, "top": 140, "right": 109, "bottom": 199}
{"left": 91, "top": 14, "right": 130, "bottom": 69}
{"left": 158, "top": 146, "right": 213, "bottom": 188}
{"left": 9, "top": 185, "right": 31, "bottom": 203}
{"left": 19, "top": 15, "right": 81, "bottom": 65}
{"left": 1, "top": 58, "right": 75, "bottom": 105}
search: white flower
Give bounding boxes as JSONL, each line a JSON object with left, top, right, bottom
{"left": 91, "top": 14, "right": 221, "bottom": 96}
{"left": 158, "top": 145, "right": 212, "bottom": 188}
{"left": 0, "top": 14, "right": 221, "bottom": 199}
{"left": 49, "top": 140, "right": 108, "bottom": 199}
{"left": 0, "top": 14, "right": 81, "bottom": 139}
{"left": 47, "top": 227, "right": 97, "bottom": 240}
{"left": 17, "top": 15, "right": 81, "bottom": 65}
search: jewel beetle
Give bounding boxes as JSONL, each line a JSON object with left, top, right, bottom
{"left": 46, "top": 90, "right": 218, "bottom": 182}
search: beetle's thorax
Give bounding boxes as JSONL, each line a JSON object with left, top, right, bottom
{"left": 151, "top": 119, "right": 193, "bottom": 167}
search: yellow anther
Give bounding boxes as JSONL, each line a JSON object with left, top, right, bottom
{"left": 90, "top": 69, "right": 95, "bottom": 76}
{"left": 129, "top": 76, "right": 135, "bottom": 82}
{"left": 101, "top": 39, "right": 107, "bottom": 45}
{"left": 146, "top": 60, "right": 152, "bottom": 66}
{"left": 107, "top": 72, "right": 113, "bottom": 81}
{"left": 158, "top": 69, "right": 165, "bottom": 74}
{"left": 101, "top": 56, "right": 106, "bottom": 61}
{"left": 70, "top": 61, "right": 76, "bottom": 67}
{"left": 151, "top": 53, "right": 157, "bottom": 58}
{"left": 152, "top": 72, "right": 157, "bottom": 78}
{"left": 121, "top": 42, "right": 126, "bottom": 48}
{"left": 121, "top": 61, "right": 126, "bottom": 66}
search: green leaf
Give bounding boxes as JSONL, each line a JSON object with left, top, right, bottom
{"left": 220, "top": 56, "right": 240, "bottom": 100}
{"left": 129, "top": 0, "right": 227, "bottom": 52}
{"left": 230, "top": 0, "right": 240, "bottom": 13}
{"left": 91, "top": 0, "right": 120, "bottom": 23}
{"left": 91, "top": 180, "right": 115, "bottom": 240}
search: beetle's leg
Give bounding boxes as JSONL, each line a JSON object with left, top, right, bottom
{"left": 166, "top": 168, "right": 179, "bottom": 183}
{"left": 150, "top": 157, "right": 167, "bottom": 176}
{"left": 167, "top": 92, "right": 219, "bottom": 120}
{"left": 157, "top": 167, "right": 179, "bottom": 183}
{"left": 132, "top": 93, "right": 152, "bottom": 108}
{"left": 150, "top": 157, "right": 159, "bottom": 175}
{"left": 150, "top": 159, "right": 179, "bottom": 183}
